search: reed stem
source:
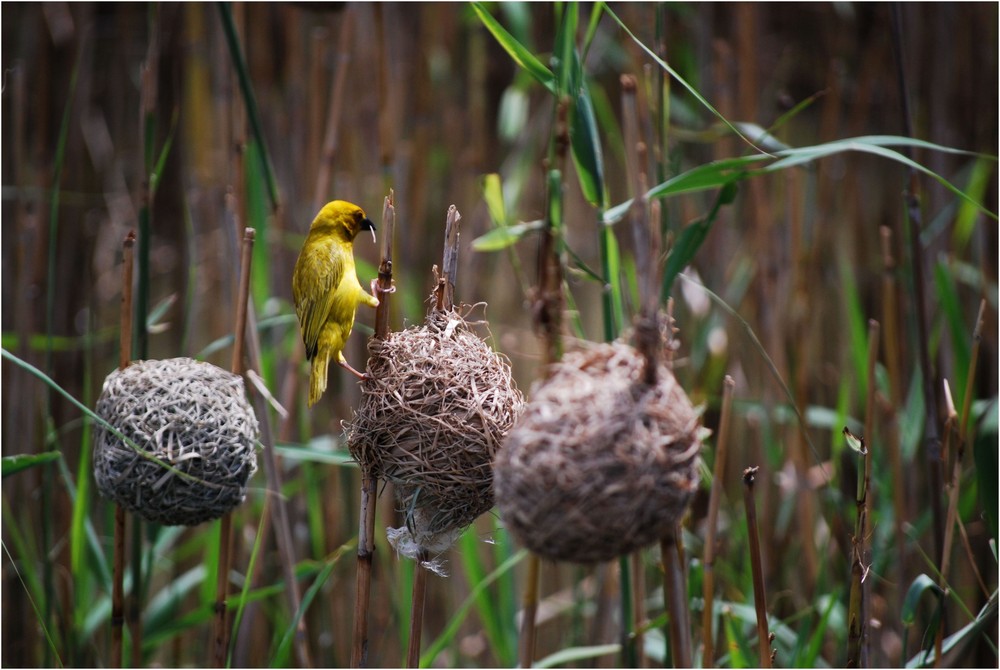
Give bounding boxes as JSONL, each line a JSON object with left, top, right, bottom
{"left": 880, "top": 225, "right": 908, "bottom": 613}
{"left": 406, "top": 551, "right": 429, "bottom": 668}
{"left": 702, "top": 376, "right": 735, "bottom": 667}
{"left": 742, "top": 466, "right": 771, "bottom": 668}
{"left": 214, "top": 227, "right": 255, "bottom": 668}
{"left": 518, "top": 554, "right": 540, "bottom": 668}
{"left": 889, "top": 1, "right": 945, "bottom": 570}
{"left": 845, "top": 318, "right": 878, "bottom": 669}
{"left": 661, "top": 524, "right": 692, "bottom": 668}
{"left": 405, "top": 206, "right": 463, "bottom": 667}
{"left": 312, "top": 6, "right": 355, "bottom": 214}
{"left": 352, "top": 193, "right": 395, "bottom": 668}
{"left": 111, "top": 232, "right": 135, "bottom": 668}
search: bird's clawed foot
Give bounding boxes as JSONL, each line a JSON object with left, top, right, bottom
{"left": 339, "top": 359, "right": 369, "bottom": 381}
{"left": 371, "top": 278, "right": 397, "bottom": 298}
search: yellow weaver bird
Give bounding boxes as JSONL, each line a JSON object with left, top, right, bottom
{"left": 293, "top": 200, "right": 380, "bottom": 406}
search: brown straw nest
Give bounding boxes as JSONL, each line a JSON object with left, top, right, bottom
{"left": 347, "top": 307, "right": 524, "bottom": 565}
{"left": 494, "top": 340, "right": 704, "bottom": 564}
{"left": 93, "top": 357, "right": 259, "bottom": 526}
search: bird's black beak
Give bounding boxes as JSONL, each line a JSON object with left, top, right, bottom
{"left": 361, "top": 217, "right": 376, "bottom": 244}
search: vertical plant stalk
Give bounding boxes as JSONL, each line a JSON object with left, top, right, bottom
{"left": 618, "top": 554, "right": 637, "bottom": 668}
{"left": 406, "top": 206, "right": 462, "bottom": 667}
{"left": 889, "top": 2, "right": 945, "bottom": 568}
{"left": 219, "top": 5, "right": 311, "bottom": 664}
{"left": 374, "top": 3, "right": 394, "bottom": 178}
{"left": 434, "top": 205, "right": 461, "bottom": 311}
{"left": 218, "top": 2, "right": 280, "bottom": 211}
{"left": 845, "top": 324, "right": 879, "bottom": 668}
{"left": 406, "top": 554, "right": 429, "bottom": 669}
{"left": 946, "top": 300, "right": 989, "bottom": 593}
{"left": 702, "top": 376, "right": 735, "bottom": 667}
{"left": 934, "top": 296, "right": 985, "bottom": 662}
{"left": 311, "top": 6, "right": 355, "bottom": 213}
{"left": 846, "top": 318, "right": 878, "bottom": 668}
{"left": 111, "top": 232, "right": 136, "bottom": 668}
{"left": 845, "top": 427, "right": 870, "bottom": 667}
{"left": 128, "top": 8, "right": 160, "bottom": 661}
{"left": 352, "top": 193, "right": 395, "bottom": 668}
{"left": 880, "top": 226, "right": 907, "bottom": 597}
{"left": 624, "top": 73, "right": 681, "bottom": 668}
{"left": 934, "top": 381, "right": 960, "bottom": 664}
{"left": 958, "top": 300, "right": 985, "bottom": 442}
{"left": 661, "top": 524, "right": 692, "bottom": 668}
{"left": 618, "top": 74, "right": 644, "bottom": 669}
{"left": 214, "top": 227, "right": 255, "bottom": 668}
{"left": 742, "top": 466, "right": 771, "bottom": 669}
{"left": 518, "top": 99, "right": 571, "bottom": 669}
{"left": 247, "top": 363, "right": 313, "bottom": 670}
{"left": 629, "top": 551, "right": 646, "bottom": 668}
{"left": 518, "top": 554, "right": 541, "bottom": 668}
{"left": 39, "top": 33, "right": 82, "bottom": 666}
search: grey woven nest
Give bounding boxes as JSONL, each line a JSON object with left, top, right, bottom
{"left": 347, "top": 307, "right": 524, "bottom": 556}
{"left": 494, "top": 341, "right": 703, "bottom": 563}
{"left": 93, "top": 357, "right": 259, "bottom": 526}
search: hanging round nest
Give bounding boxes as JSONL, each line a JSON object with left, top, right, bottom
{"left": 494, "top": 341, "right": 703, "bottom": 564}
{"left": 93, "top": 357, "right": 259, "bottom": 526}
{"left": 347, "top": 307, "right": 524, "bottom": 560}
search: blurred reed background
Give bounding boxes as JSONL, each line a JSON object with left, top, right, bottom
{"left": 2, "top": 3, "right": 997, "bottom": 667}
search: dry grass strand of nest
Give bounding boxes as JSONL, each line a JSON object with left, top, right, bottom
{"left": 347, "top": 307, "right": 524, "bottom": 554}
{"left": 93, "top": 357, "right": 259, "bottom": 526}
{"left": 494, "top": 341, "right": 703, "bottom": 563}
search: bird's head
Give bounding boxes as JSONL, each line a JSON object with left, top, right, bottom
{"left": 311, "top": 200, "right": 376, "bottom": 244}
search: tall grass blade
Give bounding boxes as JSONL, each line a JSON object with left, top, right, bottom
{"left": 273, "top": 544, "right": 353, "bottom": 666}
{"left": 973, "top": 404, "right": 998, "bottom": 539}
{"left": 676, "top": 276, "right": 827, "bottom": 473}
{"left": 457, "top": 528, "right": 514, "bottom": 666}
{"left": 604, "top": 4, "right": 764, "bottom": 155}
{"left": 571, "top": 83, "right": 606, "bottom": 208}
{"left": 933, "top": 261, "right": 971, "bottom": 408}
{"left": 660, "top": 182, "right": 737, "bottom": 299}
{"left": 535, "top": 643, "right": 621, "bottom": 668}
{"left": 953, "top": 157, "right": 994, "bottom": 250}
{"left": 2, "top": 540, "right": 63, "bottom": 667}
{"left": 471, "top": 3, "right": 556, "bottom": 94}
{"left": 2, "top": 452, "right": 61, "bottom": 477}
{"left": 420, "top": 548, "right": 527, "bottom": 667}
{"left": 604, "top": 136, "right": 998, "bottom": 225}
{"left": 218, "top": 2, "right": 280, "bottom": 210}
{"left": 42, "top": 39, "right": 82, "bottom": 666}
{"left": 552, "top": 1, "right": 579, "bottom": 96}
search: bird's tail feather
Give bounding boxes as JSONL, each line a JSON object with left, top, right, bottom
{"left": 308, "top": 352, "right": 329, "bottom": 407}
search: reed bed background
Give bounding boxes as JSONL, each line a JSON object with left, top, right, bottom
{"left": 2, "top": 3, "right": 997, "bottom": 667}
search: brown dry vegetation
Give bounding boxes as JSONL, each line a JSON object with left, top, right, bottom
{"left": 2, "top": 3, "right": 997, "bottom": 667}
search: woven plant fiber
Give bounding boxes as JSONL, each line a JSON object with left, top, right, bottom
{"left": 93, "top": 357, "right": 259, "bottom": 526}
{"left": 347, "top": 307, "right": 524, "bottom": 559}
{"left": 494, "top": 341, "right": 703, "bottom": 563}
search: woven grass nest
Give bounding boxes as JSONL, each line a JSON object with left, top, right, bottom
{"left": 93, "top": 357, "right": 259, "bottom": 526}
{"left": 347, "top": 307, "right": 524, "bottom": 562}
{"left": 494, "top": 340, "right": 704, "bottom": 563}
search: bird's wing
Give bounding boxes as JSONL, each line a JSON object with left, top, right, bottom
{"left": 293, "top": 238, "right": 348, "bottom": 360}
